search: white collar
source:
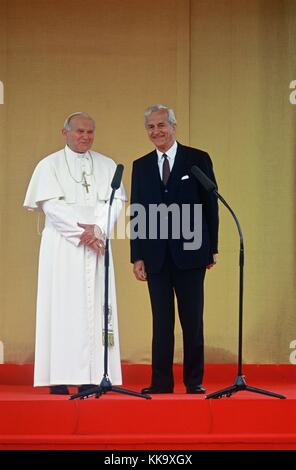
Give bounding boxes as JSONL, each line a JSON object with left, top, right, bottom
{"left": 156, "top": 141, "right": 178, "bottom": 163}
{"left": 65, "top": 144, "right": 90, "bottom": 160}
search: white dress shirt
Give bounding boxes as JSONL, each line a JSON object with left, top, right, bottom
{"left": 156, "top": 141, "right": 178, "bottom": 178}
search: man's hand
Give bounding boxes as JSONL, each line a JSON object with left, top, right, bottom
{"left": 133, "top": 260, "right": 147, "bottom": 281}
{"left": 78, "top": 223, "right": 105, "bottom": 256}
{"left": 207, "top": 253, "right": 218, "bottom": 270}
{"left": 88, "top": 239, "right": 105, "bottom": 256}
{"left": 78, "top": 223, "right": 97, "bottom": 245}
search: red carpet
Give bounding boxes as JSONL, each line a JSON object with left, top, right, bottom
{"left": 0, "top": 364, "right": 295, "bottom": 450}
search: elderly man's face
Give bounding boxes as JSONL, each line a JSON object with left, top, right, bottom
{"left": 146, "top": 110, "right": 176, "bottom": 153}
{"left": 62, "top": 117, "right": 95, "bottom": 153}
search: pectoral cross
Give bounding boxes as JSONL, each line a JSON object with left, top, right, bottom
{"left": 82, "top": 172, "right": 91, "bottom": 193}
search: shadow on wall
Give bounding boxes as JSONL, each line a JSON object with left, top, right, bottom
{"left": 173, "top": 345, "right": 236, "bottom": 364}
{"left": 205, "top": 347, "right": 237, "bottom": 364}
{"left": 3, "top": 342, "right": 238, "bottom": 364}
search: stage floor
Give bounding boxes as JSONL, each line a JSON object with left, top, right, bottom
{"left": 0, "top": 364, "right": 295, "bottom": 450}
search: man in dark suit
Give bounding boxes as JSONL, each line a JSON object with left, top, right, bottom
{"left": 130, "top": 104, "right": 219, "bottom": 394}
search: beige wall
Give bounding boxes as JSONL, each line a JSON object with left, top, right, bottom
{"left": 191, "top": 0, "right": 296, "bottom": 363}
{"left": 0, "top": 0, "right": 7, "bottom": 347}
{"left": 0, "top": 0, "right": 295, "bottom": 364}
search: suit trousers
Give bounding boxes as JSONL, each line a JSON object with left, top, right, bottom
{"left": 147, "top": 250, "right": 206, "bottom": 389}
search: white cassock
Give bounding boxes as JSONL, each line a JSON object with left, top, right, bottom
{"left": 24, "top": 145, "right": 127, "bottom": 386}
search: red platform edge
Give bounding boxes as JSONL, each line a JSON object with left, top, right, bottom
{"left": 0, "top": 363, "right": 295, "bottom": 450}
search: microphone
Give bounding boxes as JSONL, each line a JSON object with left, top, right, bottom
{"left": 109, "top": 164, "right": 124, "bottom": 207}
{"left": 111, "top": 164, "right": 124, "bottom": 189}
{"left": 191, "top": 164, "right": 243, "bottom": 247}
{"left": 191, "top": 165, "right": 217, "bottom": 193}
{"left": 190, "top": 169, "right": 285, "bottom": 401}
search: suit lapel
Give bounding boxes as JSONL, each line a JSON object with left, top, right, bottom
{"left": 167, "top": 143, "right": 188, "bottom": 194}
{"left": 145, "top": 144, "right": 189, "bottom": 200}
{"left": 147, "top": 150, "right": 163, "bottom": 200}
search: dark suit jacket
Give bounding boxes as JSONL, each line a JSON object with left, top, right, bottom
{"left": 130, "top": 143, "right": 219, "bottom": 273}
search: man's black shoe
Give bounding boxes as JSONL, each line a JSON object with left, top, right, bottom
{"left": 186, "top": 385, "right": 206, "bottom": 394}
{"left": 50, "top": 385, "right": 69, "bottom": 395}
{"left": 78, "top": 384, "right": 97, "bottom": 393}
{"left": 141, "top": 386, "right": 173, "bottom": 394}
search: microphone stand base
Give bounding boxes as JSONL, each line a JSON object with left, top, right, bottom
{"left": 205, "top": 375, "right": 286, "bottom": 400}
{"left": 69, "top": 376, "right": 151, "bottom": 400}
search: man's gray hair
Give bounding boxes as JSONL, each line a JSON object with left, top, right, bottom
{"left": 144, "top": 104, "right": 177, "bottom": 128}
{"left": 63, "top": 112, "right": 96, "bottom": 130}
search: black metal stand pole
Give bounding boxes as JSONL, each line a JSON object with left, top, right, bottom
{"left": 206, "top": 192, "right": 286, "bottom": 400}
{"left": 70, "top": 188, "right": 151, "bottom": 401}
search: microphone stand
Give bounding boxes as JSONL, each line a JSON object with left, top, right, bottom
{"left": 206, "top": 190, "right": 286, "bottom": 400}
{"left": 70, "top": 185, "right": 151, "bottom": 401}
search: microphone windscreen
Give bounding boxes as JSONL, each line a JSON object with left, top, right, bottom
{"left": 111, "top": 164, "right": 124, "bottom": 189}
{"left": 191, "top": 165, "right": 217, "bottom": 193}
